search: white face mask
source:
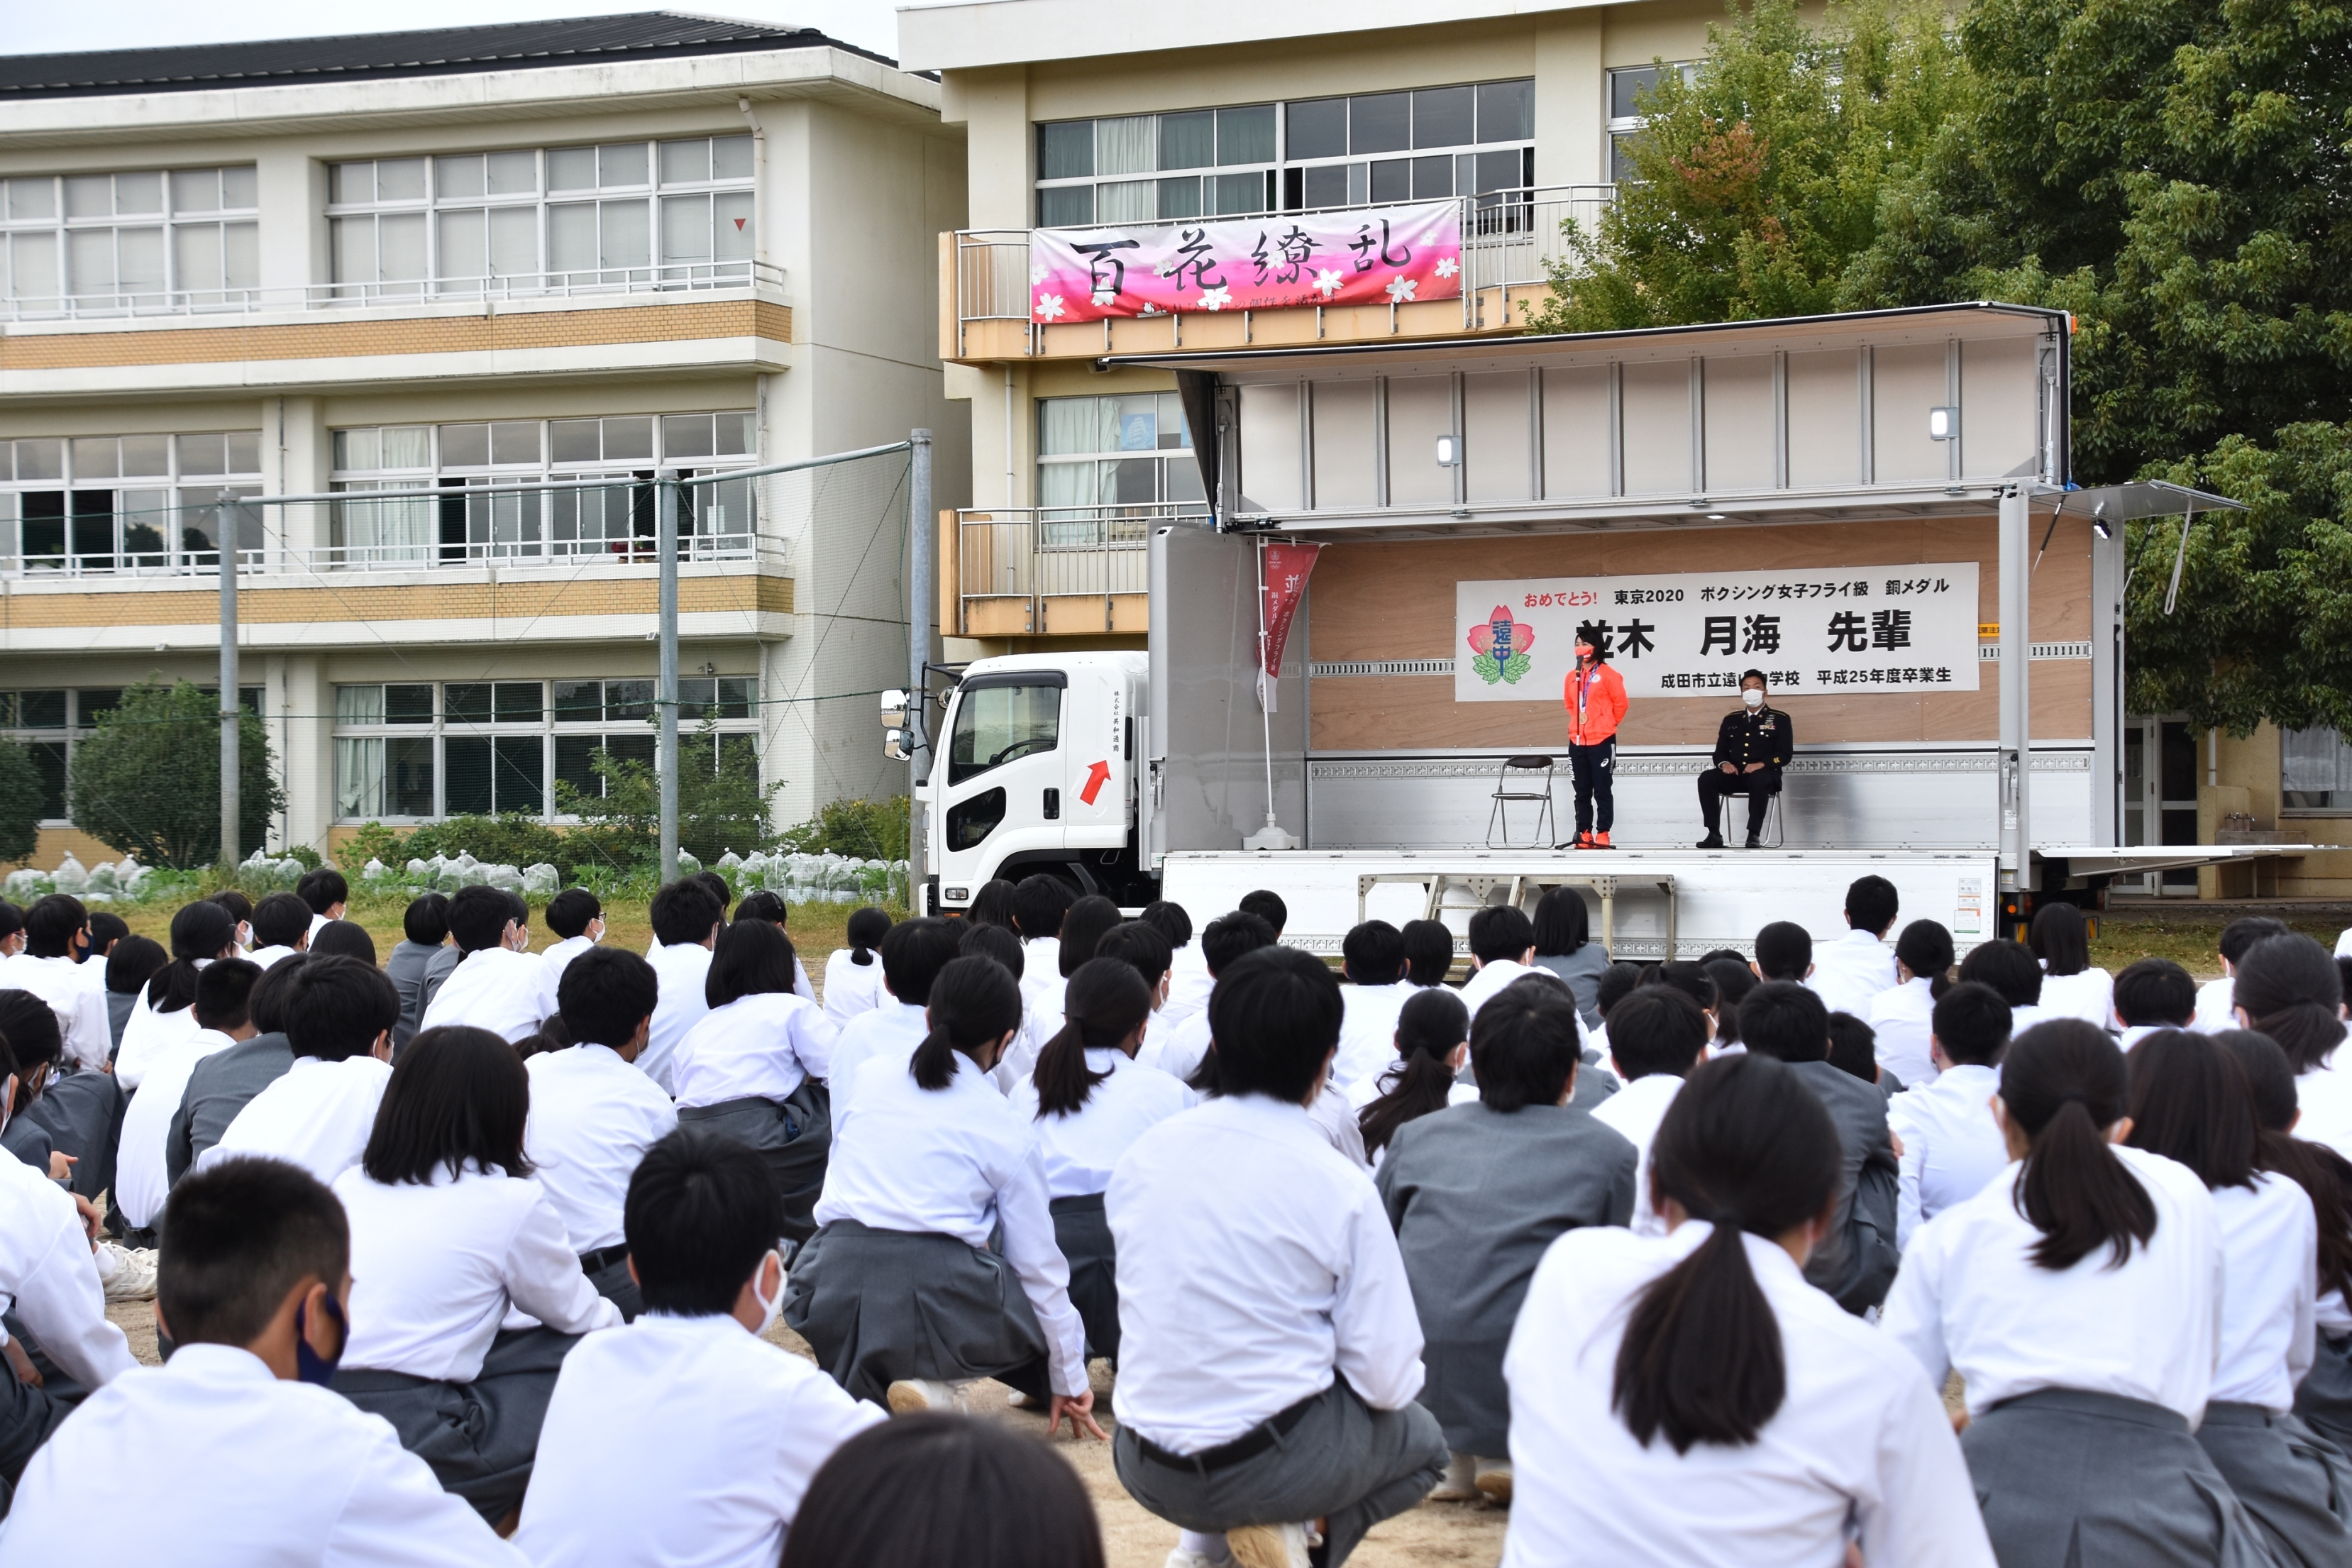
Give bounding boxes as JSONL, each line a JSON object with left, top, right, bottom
{"left": 751, "top": 1249, "right": 784, "bottom": 1335}
{"left": 1743, "top": 688, "right": 1765, "bottom": 710}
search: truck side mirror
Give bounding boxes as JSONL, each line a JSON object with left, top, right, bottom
{"left": 884, "top": 727, "right": 912, "bottom": 761}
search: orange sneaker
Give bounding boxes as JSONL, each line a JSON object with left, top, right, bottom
{"left": 1591, "top": 832, "right": 1611, "bottom": 848}
{"left": 1574, "top": 832, "right": 1594, "bottom": 849}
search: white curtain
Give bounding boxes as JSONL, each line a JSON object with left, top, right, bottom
{"left": 2282, "top": 727, "right": 2352, "bottom": 796}
{"left": 333, "top": 482, "right": 432, "bottom": 565}
{"left": 336, "top": 737, "right": 384, "bottom": 819}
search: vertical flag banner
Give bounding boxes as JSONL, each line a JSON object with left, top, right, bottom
{"left": 1258, "top": 541, "right": 1324, "bottom": 712}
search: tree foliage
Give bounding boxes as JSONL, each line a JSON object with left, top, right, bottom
{"left": 0, "top": 743, "right": 41, "bottom": 866}
{"left": 555, "top": 720, "right": 780, "bottom": 868}
{"left": 69, "top": 680, "right": 286, "bottom": 868}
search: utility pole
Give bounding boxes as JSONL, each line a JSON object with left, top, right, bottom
{"left": 907, "top": 431, "right": 932, "bottom": 910}
{"left": 218, "top": 489, "right": 240, "bottom": 868}
{"left": 657, "top": 470, "right": 680, "bottom": 883}
{"left": 1998, "top": 485, "right": 2031, "bottom": 895}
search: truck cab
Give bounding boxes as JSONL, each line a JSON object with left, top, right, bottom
{"left": 923, "top": 650, "right": 1150, "bottom": 910}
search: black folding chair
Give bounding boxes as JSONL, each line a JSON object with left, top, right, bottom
{"left": 1486, "top": 755, "right": 1557, "bottom": 849}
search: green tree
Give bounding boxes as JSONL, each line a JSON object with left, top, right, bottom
{"left": 1524, "top": 0, "right": 1966, "bottom": 333}
{"left": 0, "top": 741, "right": 42, "bottom": 866}
{"left": 556, "top": 719, "right": 780, "bottom": 868}
{"left": 69, "top": 680, "right": 286, "bottom": 868}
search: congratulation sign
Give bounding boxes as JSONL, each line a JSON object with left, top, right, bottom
{"left": 1454, "top": 565, "right": 1982, "bottom": 702}
{"left": 1031, "top": 201, "right": 1462, "bottom": 324}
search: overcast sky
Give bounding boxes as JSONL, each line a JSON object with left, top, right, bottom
{"left": 11, "top": 0, "right": 907, "bottom": 62}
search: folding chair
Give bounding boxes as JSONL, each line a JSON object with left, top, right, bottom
{"left": 1486, "top": 755, "right": 1557, "bottom": 849}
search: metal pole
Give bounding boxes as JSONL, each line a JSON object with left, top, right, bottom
{"left": 1999, "top": 485, "right": 2031, "bottom": 889}
{"left": 907, "top": 431, "right": 932, "bottom": 910}
{"left": 657, "top": 470, "right": 680, "bottom": 884}
{"left": 218, "top": 489, "right": 240, "bottom": 868}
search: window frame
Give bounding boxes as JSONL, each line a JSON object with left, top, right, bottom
{"left": 0, "top": 165, "right": 260, "bottom": 316}
{"left": 0, "top": 431, "right": 264, "bottom": 575}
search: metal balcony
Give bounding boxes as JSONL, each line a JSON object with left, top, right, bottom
{"left": 946, "top": 504, "right": 1204, "bottom": 636}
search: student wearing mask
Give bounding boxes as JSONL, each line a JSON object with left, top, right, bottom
{"left": 2029, "top": 902, "right": 2114, "bottom": 1029}
{"left": 418, "top": 888, "right": 540, "bottom": 1044}
{"left": 1886, "top": 982, "right": 2014, "bottom": 1249}
{"left": 1590, "top": 987, "right": 1712, "bottom": 1237}
{"left": 1134, "top": 912, "right": 1275, "bottom": 1084}
{"left": 1, "top": 895, "right": 109, "bottom": 1073}
{"left": 1092, "top": 921, "right": 1176, "bottom": 1011}
{"left": 199, "top": 957, "right": 399, "bottom": 1190}
{"left": 114, "top": 900, "right": 239, "bottom": 1093}
{"left": 245, "top": 893, "right": 312, "bottom": 970}
{"left": 385, "top": 894, "right": 460, "bottom": 1051}
{"left": 2196, "top": 916, "right": 2292, "bottom": 1033}
{"left": 824, "top": 918, "right": 963, "bottom": 1107}
{"left": 2113, "top": 956, "right": 2197, "bottom": 1049}
{"left": 0, "top": 995, "right": 75, "bottom": 1182}
{"left": 1866, "top": 920, "right": 1955, "bottom": 1086}
{"left": 1695, "top": 670, "right": 1793, "bottom": 850}
{"left": 1806, "top": 876, "right": 1900, "bottom": 1020}
{"left": 1561, "top": 626, "right": 1629, "bottom": 850}
{"left": 294, "top": 869, "right": 349, "bottom": 944}
{"left": 641, "top": 879, "right": 725, "bottom": 1095}
{"left": 1142, "top": 901, "right": 1211, "bottom": 1032}
{"left": 116, "top": 959, "right": 261, "bottom": 1237}
{"left": 1332, "top": 921, "right": 1414, "bottom": 1095}
{"left": 532, "top": 889, "right": 604, "bottom": 1027}
{"left": 1701, "top": 959, "right": 1757, "bottom": 1054}
{"left": 822, "top": 907, "right": 892, "bottom": 1027}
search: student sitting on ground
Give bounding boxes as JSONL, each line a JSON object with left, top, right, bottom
{"left": 103, "top": 934, "right": 165, "bottom": 1057}
{"left": 1011, "top": 876, "right": 1076, "bottom": 1039}
{"left": 2196, "top": 916, "right": 2292, "bottom": 1032}
{"left": 1401, "top": 918, "right": 1456, "bottom": 990}
{"left": 1144, "top": 900, "right": 1211, "bottom": 1031}
{"left": 1134, "top": 911, "right": 1274, "bottom": 1083}
{"left": 1015, "top": 896, "right": 1122, "bottom": 1081}
{"left": 1501, "top": 1054, "right": 1993, "bottom": 1568}
{"left": 785, "top": 956, "right": 1098, "bottom": 1430}
{"left": 418, "top": 887, "right": 541, "bottom": 1044}
{"left": 165, "top": 954, "right": 303, "bottom": 1186}
{"left": 387, "top": 893, "right": 462, "bottom": 1051}
{"left": 1376, "top": 981, "right": 1635, "bottom": 1508}
{"left": 959, "top": 923, "right": 1037, "bottom": 1091}
{"left": 1587, "top": 961, "right": 1642, "bottom": 1063}
{"left": 0, "top": 1158, "right": 523, "bottom": 1567}
{"left": 1, "top": 990, "right": 121, "bottom": 1212}
{"left": 245, "top": 892, "right": 312, "bottom": 970}
{"left": 309, "top": 924, "right": 375, "bottom": 964}
{"left": 1823, "top": 1012, "right": 1885, "bottom": 1089}
{"left": 524, "top": 948, "right": 678, "bottom": 1320}
{"left": 670, "top": 920, "right": 839, "bottom": 1244}
{"left": 1701, "top": 959, "right": 1756, "bottom": 1053}
{"left": 514, "top": 1130, "right": 885, "bottom": 1567}
{"left": 330, "top": 1026, "right": 622, "bottom": 1525}
{"left": 1805, "top": 875, "right": 1900, "bottom": 1019}
{"left": 1887, "top": 982, "right": 2014, "bottom": 1249}
{"left": 2113, "top": 956, "right": 2197, "bottom": 1049}
{"left": 1590, "top": 987, "right": 1712, "bottom": 1237}
{"left": 824, "top": 918, "right": 963, "bottom": 1108}
{"left": 2233, "top": 934, "right": 2352, "bottom": 1157}
{"left": 1333, "top": 920, "right": 1415, "bottom": 1097}
{"left": 730, "top": 892, "right": 819, "bottom": 1001}
{"left": 116, "top": 959, "right": 260, "bottom": 1237}
{"left": 1349, "top": 988, "right": 1474, "bottom": 1141}
{"left": 1, "top": 895, "right": 109, "bottom": 1073}
{"left": 533, "top": 889, "right": 604, "bottom": 1028}
{"left": 1751, "top": 920, "right": 1813, "bottom": 985}
{"left": 1529, "top": 889, "right": 1611, "bottom": 1030}
{"left": 1956, "top": 937, "right": 2055, "bottom": 1037}
{"left": 0, "top": 994, "right": 74, "bottom": 1181}
{"left": 1642, "top": 961, "right": 1722, "bottom": 1049}
{"left": 199, "top": 956, "right": 399, "bottom": 1190}
{"left": 295, "top": 868, "right": 349, "bottom": 944}
{"left": 1240, "top": 888, "right": 1288, "bottom": 938}
{"left": 2029, "top": 902, "right": 2114, "bottom": 1029}
{"left": 822, "top": 907, "right": 892, "bottom": 1027}
{"left": 1093, "top": 920, "right": 1176, "bottom": 1012}
{"left": 1456, "top": 905, "right": 1544, "bottom": 1026}
{"left": 1864, "top": 920, "right": 1955, "bottom": 1087}
{"left": 640, "top": 879, "right": 724, "bottom": 1095}
{"left": 114, "top": 901, "right": 240, "bottom": 1092}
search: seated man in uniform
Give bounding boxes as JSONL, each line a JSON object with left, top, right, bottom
{"left": 1696, "top": 669, "right": 1794, "bottom": 850}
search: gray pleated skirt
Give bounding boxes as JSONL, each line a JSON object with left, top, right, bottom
{"left": 2296, "top": 1331, "right": 2352, "bottom": 1456}
{"left": 2197, "top": 1400, "right": 2352, "bottom": 1568}
{"left": 1049, "top": 1191, "right": 1118, "bottom": 1365}
{"left": 675, "top": 1078, "right": 831, "bottom": 1243}
{"left": 331, "top": 1326, "right": 583, "bottom": 1523}
{"left": 1962, "top": 1386, "right": 2277, "bottom": 1568}
{"left": 782, "top": 1219, "right": 1049, "bottom": 1406}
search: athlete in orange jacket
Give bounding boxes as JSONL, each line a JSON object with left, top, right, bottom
{"left": 1563, "top": 630, "right": 1628, "bottom": 848}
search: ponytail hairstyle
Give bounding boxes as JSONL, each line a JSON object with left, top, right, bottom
{"left": 1613, "top": 1054, "right": 1840, "bottom": 1453}
{"left": 909, "top": 955, "right": 1022, "bottom": 1091}
{"left": 844, "top": 907, "right": 890, "bottom": 967}
{"left": 2231, "top": 934, "right": 2348, "bottom": 1073}
{"left": 1894, "top": 919, "right": 1957, "bottom": 1001}
{"left": 151, "top": 899, "right": 240, "bottom": 1016}
{"left": 1032, "top": 957, "right": 1153, "bottom": 1117}
{"left": 1357, "top": 987, "right": 1469, "bottom": 1157}
{"left": 2215, "top": 1029, "right": 2352, "bottom": 1305}
{"left": 2002, "top": 1019, "right": 2155, "bottom": 1271}
{"left": 2124, "top": 1029, "right": 2258, "bottom": 1191}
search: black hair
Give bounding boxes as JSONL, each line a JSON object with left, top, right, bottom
{"left": 1342, "top": 920, "right": 1406, "bottom": 985}
{"left": 624, "top": 1129, "right": 788, "bottom": 1318}
{"left": 1093, "top": 921, "right": 1173, "bottom": 991}
{"left": 1702, "top": 959, "right": 1757, "bottom": 1046}
{"left": 1843, "top": 876, "right": 1899, "bottom": 940}
{"left": 2125, "top": 1029, "right": 2257, "bottom": 1191}
{"left": 1738, "top": 981, "right": 1830, "bottom": 1064}
{"left": 1824, "top": 1012, "right": 1877, "bottom": 1084}
{"left": 1613, "top": 1053, "right": 1839, "bottom": 1454}
{"left": 192, "top": 957, "right": 263, "bottom": 1034}
{"left": 780, "top": 1412, "right": 1105, "bottom": 1568}
{"left": 880, "top": 917, "right": 965, "bottom": 1008}
{"left": 1606, "top": 987, "right": 1709, "bottom": 1079}
{"left": 2233, "top": 934, "right": 2348, "bottom": 1073}
{"left": 705, "top": 919, "right": 798, "bottom": 1009}
{"left": 959, "top": 922, "right": 1025, "bottom": 983}
{"left": 208, "top": 889, "right": 253, "bottom": 922}
{"left": 544, "top": 888, "right": 602, "bottom": 940}
{"left": 1207, "top": 945, "right": 1342, "bottom": 1103}
{"left": 1401, "top": 919, "right": 1455, "bottom": 987}
{"left": 1644, "top": 960, "right": 1718, "bottom": 1017}
{"left": 1752, "top": 921, "right": 1813, "bottom": 982}
{"left": 308, "top": 922, "right": 376, "bottom": 966}
{"left": 361, "top": 1025, "right": 531, "bottom": 1185}
{"left": 86, "top": 911, "right": 127, "bottom": 955}
{"left": 1058, "top": 895, "right": 1123, "bottom": 978}
{"left": 402, "top": 893, "right": 451, "bottom": 947}
{"left": 2221, "top": 916, "right": 2292, "bottom": 966}
{"left": 2002, "top": 1019, "right": 2156, "bottom": 1271}
{"left": 1200, "top": 910, "right": 1276, "bottom": 976}
{"left": 157, "top": 900, "right": 240, "bottom": 1017}
{"left": 250, "top": 891, "right": 312, "bottom": 951}
{"left": 1930, "top": 981, "right": 2011, "bottom": 1066}
{"left": 1958, "top": 938, "right": 2044, "bottom": 1007}
{"left": 1595, "top": 961, "right": 1643, "bottom": 1019}
{"left": 0, "top": 991, "right": 62, "bottom": 1075}
{"left": 910, "top": 956, "right": 1023, "bottom": 1091}
{"left": 1011, "top": 875, "right": 1076, "bottom": 942}
{"left": 1138, "top": 899, "right": 1193, "bottom": 951}
{"left": 1893, "top": 920, "right": 1957, "bottom": 1000}
{"left": 156, "top": 1158, "right": 349, "bottom": 1349}
{"left": 1357, "top": 988, "right": 1469, "bottom": 1157}
{"left": 0, "top": 902, "right": 23, "bottom": 944}
{"left": 844, "top": 907, "right": 891, "bottom": 966}
{"left": 964, "top": 880, "right": 1018, "bottom": 930}
{"left": 648, "top": 879, "right": 724, "bottom": 947}
{"left": 690, "top": 870, "right": 733, "bottom": 921}
{"left": 1469, "top": 981, "right": 1581, "bottom": 1112}
{"left": 1697, "top": 948, "right": 1748, "bottom": 966}
{"left": 558, "top": 947, "right": 660, "bottom": 1049}
{"left": 1033, "top": 958, "right": 1154, "bottom": 1117}
{"left": 732, "top": 890, "right": 788, "bottom": 927}
{"left": 245, "top": 952, "right": 306, "bottom": 1034}
{"left": 1740, "top": 668, "right": 1770, "bottom": 688}
{"left": 23, "top": 894, "right": 87, "bottom": 959}
{"left": 104, "top": 934, "right": 168, "bottom": 999}
{"left": 2215, "top": 1029, "right": 2352, "bottom": 1305}
{"left": 2028, "top": 902, "right": 2093, "bottom": 978}
{"left": 282, "top": 955, "right": 400, "bottom": 1063}
{"left": 1467, "top": 904, "right": 1535, "bottom": 966}
{"left": 2112, "top": 957, "right": 2195, "bottom": 1029}
{"left": 1238, "top": 889, "right": 1287, "bottom": 937}
{"left": 1530, "top": 888, "right": 1591, "bottom": 958}
{"left": 294, "top": 868, "right": 348, "bottom": 917}
{"left": 444, "top": 885, "right": 514, "bottom": 954}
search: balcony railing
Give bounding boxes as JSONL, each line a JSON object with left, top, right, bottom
{"left": 0, "top": 260, "right": 785, "bottom": 324}
{"left": 0, "top": 534, "right": 781, "bottom": 582}
{"left": 951, "top": 504, "right": 1200, "bottom": 636}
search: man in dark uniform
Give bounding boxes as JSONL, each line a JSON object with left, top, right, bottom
{"left": 1697, "top": 668, "right": 1793, "bottom": 849}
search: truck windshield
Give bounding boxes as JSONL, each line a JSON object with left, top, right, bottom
{"left": 949, "top": 683, "right": 1061, "bottom": 786}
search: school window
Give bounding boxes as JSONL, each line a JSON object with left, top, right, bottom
{"left": 326, "top": 136, "right": 754, "bottom": 299}
{"left": 333, "top": 677, "right": 757, "bottom": 823}
{"left": 2, "top": 687, "right": 260, "bottom": 825}
{"left": 1606, "top": 64, "right": 1699, "bottom": 181}
{"left": 1034, "top": 79, "right": 1535, "bottom": 226}
{"left": 2282, "top": 727, "right": 2352, "bottom": 811}
{"left": 0, "top": 167, "right": 259, "bottom": 316}
{"left": 0, "top": 432, "right": 263, "bottom": 575}
{"left": 1036, "top": 394, "right": 1205, "bottom": 541}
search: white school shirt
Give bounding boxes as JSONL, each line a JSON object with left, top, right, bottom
{"left": 820, "top": 946, "right": 886, "bottom": 1025}
{"left": 672, "top": 993, "right": 839, "bottom": 1110}
{"left": 824, "top": 1000, "right": 927, "bottom": 1108}
{"left": 513, "top": 1313, "right": 885, "bottom": 1568}
{"left": 1134, "top": 1006, "right": 1212, "bottom": 1083}
{"left": 534, "top": 934, "right": 598, "bottom": 1025}
{"left": 199, "top": 1055, "right": 392, "bottom": 1190}
{"left": 0, "top": 953, "right": 111, "bottom": 1072}
{"left": 1307, "top": 1081, "right": 1373, "bottom": 1170}
{"left": 1107, "top": 1093, "right": 1426, "bottom": 1454}
{"left": 1160, "top": 942, "right": 1213, "bottom": 1032}
{"left": 2339, "top": 927, "right": 2352, "bottom": 960}
{"left": 1886, "top": 1064, "right": 2010, "bottom": 1249}
{"left": 641, "top": 941, "right": 714, "bottom": 1094}
{"left": 815, "top": 1054, "right": 1088, "bottom": 1396}
{"left": 2192, "top": 973, "right": 2238, "bottom": 1034}
{"left": 0, "top": 1345, "right": 526, "bottom": 1568}
{"left": 245, "top": 944, "right": 299, "bottom": 970}
{"left": 1022, "top": 949, "right": 1068, "bottom": 1050}
{"left": 2119, "top": 1023, "right": 2178, "bottom": 1051}
{"left": 2209, "top": 1172, "right": 2318, "bottom": 1411}
{"left": 1882, "top": 1144, "right": 2223, "bottom": 1422}
{"left": 114, "top": 1027, "right": 238, "bottom": 1231}
{"left": 419, "top": 946, "right": 545, "bottom": 1044}
{"left": 333, "top": 1161, "right": 622, "bottom": 1384}
{"left": 1500, "top": 1225, "right": 1994, "bottom": 1568}
{"left": 1010, "top": 1049, "right": 1192, "bottom": 1200}
{"left": 1332, "top": 982, "right": 1413, "bottom": 1094}
{"left": 1865, "top": 976, "right": 1938, "bottom": 1087}
{"left": 2036, "top": 966, "right": 2115, "bottom": 1029}
{"left": 1807, "top": 928, "right": 1899, "bottom": 1020}
{"left": 0, "top": 1144, "right": 136, "bottom": 1391}
{"left": 523, "top": 1045, "right": 680, "bottom": 1255}
{"left": 1589, "top": 1072, "right": 1684, "bottom": 1237}
{"left": 112, "top": 983, "right": 202, "bottom": 1091}
{"left": 2296, "top": 1052, "right": 2352, "bottom": 1160}
{"left": 1457, "top": 959, "right": 1591, "bottom": 1046}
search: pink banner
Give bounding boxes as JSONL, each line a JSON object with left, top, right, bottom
{"left": 1257, "top": 540, "right": 1323, "bottom": 712}
{"left": 1031, "top": 202, "right": 1462, "bottom": 324}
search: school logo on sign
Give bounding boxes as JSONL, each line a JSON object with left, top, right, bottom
{"left": 1467, "top": 606, "right": 1534, "bottom": 685}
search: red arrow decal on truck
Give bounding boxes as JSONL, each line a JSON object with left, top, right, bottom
{"left": 1080, "top": 759, "right": 1111, "bottom": 805}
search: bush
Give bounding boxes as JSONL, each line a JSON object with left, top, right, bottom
{"left": 401, "top": 815, "right": 590, "bottom": 879}
{"left": 776, "top": 795, "right": 909, "bottom": 861}
{"left": 556, "top": 721, "right": 781, "bottom": 871}
{"left": 69, "top": 680, "right": 287, "bottom": 869}
{"left": 335, "top": 820, "right": 408, "bottom": 874}
{"left": 0, "top": 742, "right": 40, "bottom": 866}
